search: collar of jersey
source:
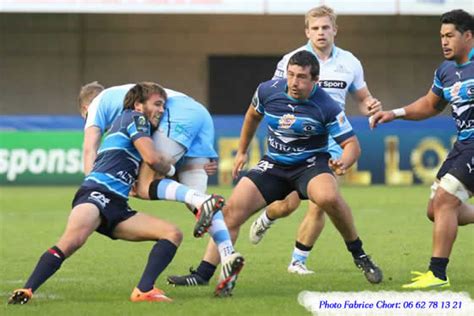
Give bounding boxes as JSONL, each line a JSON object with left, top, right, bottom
{"left": 284, "top": 84, "right": 318, "bottom": 102}
{"left": 305, "top": 41, "right": 338, "bottom": 61}
{"left": 455, "top": 47, "right": 474, "bottom": 67}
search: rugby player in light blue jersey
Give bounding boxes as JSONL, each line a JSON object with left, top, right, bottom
{"left": 168, "top": 51, "right": 383, "bottom": 295}
{"left": 80, "top": 82, "right": 217, "bottom": 195}
{"left": 249, "top": 5, "right": 383, "bottom": 276}
{"left": 371, "top": 9, "right": 474, "bottom": 289}
{"left": 8, "top": 82, "right": 189, "bottom": 304}
{"left": 75, "top": 82, "right": 242, "bottom": 296}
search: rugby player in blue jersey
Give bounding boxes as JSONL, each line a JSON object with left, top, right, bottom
{"left": 76, "top": 82, "right": 242, "bottom": 295}
{"left": 371, "top": 9, "right": 474, "bottom": 289}
{"left": 247, "top": 5, "right": 383, "bottom": 277}
{"left": 168, "top": 51, "right": 382, "bottom": 295}
{"left": 8, "top": 82, "right": 183, "bottom": 304}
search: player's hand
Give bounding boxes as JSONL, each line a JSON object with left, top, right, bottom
{"left": 366, "top": 97, "right": 382, "bottom": 116}
{"left": 369, "top": 111, "right": 396, "bottom": 129}
{"left": 129, "top": 182, "right": 138, "bottom": 197}
{"left": 232, "top": 152, "right": 248, "bottom": 179}
{"left": 203, "top": 159, "right": 218, "bottom": 176}
{"left": 329, "top": 158, "right": 347, "bottom": 176}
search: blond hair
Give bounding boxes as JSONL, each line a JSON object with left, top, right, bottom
{"left": 77, "top": 81, "right": 104, "bottom": 112}
{"left": 305, "top": 5, "right": 337, "bottom": 28}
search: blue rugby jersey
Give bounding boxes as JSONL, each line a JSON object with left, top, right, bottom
{"left": 82, "top": 110, "right": 152, "bottom": 198}
{"left": 431, "top": 48, "right": 474, "bottom": 142}
{"left": 252, "top": 79, "right": 355, "bottom": 165}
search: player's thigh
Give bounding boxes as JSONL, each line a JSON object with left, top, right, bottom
{"left": 66, "top": 188, "right": 103, "bottom": 236}
{"left": 178, "top": 157, "right": 210, "bottom": 193}
{"left": 436, "top": 148, "right": 474, "bottom": 202}
{"left": 113, "top": 212, "right": 182, "bottom": 244}
{"left": 224, "top": 177, "right": 268, "bottom": 227}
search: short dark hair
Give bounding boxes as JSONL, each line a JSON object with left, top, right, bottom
{"left": 123, "top": 82, "right": 167, "bottom": 110}
{"left": 440, "top": 9, "right": 474, "bottom": 34}
{"left": 288, "top": 51, "right": 320, "bottom": 79}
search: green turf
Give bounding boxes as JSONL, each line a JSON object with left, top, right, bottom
{"left": 1, "top": 185, "right": 473, "bottom": 315}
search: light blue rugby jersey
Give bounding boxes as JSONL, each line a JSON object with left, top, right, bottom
{"left": 252, "top": 79, "right": 355, "bottom": 165}
{"left": 431, "top": 48, "right": 474, "bottom": 142}
{"left": 272, "top": 43, "right": 366, "bottom": 109}
{"left": 85, "top": 84, "right": 187, "bottom": 133}
{"left": 82, "top": 110, "right": 152, "bottom": 199}
{"left": 84, "top": 84, "right": 217, "bottom": 158}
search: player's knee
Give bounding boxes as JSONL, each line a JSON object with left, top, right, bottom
{"left": 221, "top": 203, "right": 242, "bottom": 230}
{"left": 163, "top": 226, "right": 183, "bottom": 246}
{"left": 434, "top": 174, "right": 469, "bottom": 209}
{"left": 311, "top": 192, "right": 338, "bottom": 211}
{"left": 61, "top": 235, "right": 87, "bottom": 255}
{"left": 434, "top": 173, "right": 472, "bottom": 203}
{"left": 285, "top": 194, "right": 301, "bottom": 212}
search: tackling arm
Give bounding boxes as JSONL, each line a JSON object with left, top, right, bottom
{"left": 83, "top": 126, "right": 102, "bottom": 175}
{"left": 134, "top": 137, "right": 173, "bottom": 177}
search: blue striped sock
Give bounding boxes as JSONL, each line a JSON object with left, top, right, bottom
{"left": 208, "top": 211, "right": 234, "bottom": 259}
{"left": 155, "top": 179, "right": 209, "bottom": 209}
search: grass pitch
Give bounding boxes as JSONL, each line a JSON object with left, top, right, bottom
{"left": 1, "top": 185, "right": 473, "bottom": 315}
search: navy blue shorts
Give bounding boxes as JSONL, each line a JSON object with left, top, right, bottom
{"left": 72, "top": 186, "right": 137, "bottom": 239}
{"left": 436, "top": 141, "right": 474, "bottom": 192}
{"left": 245, "top": 154, "right": 332, "bottom": 204}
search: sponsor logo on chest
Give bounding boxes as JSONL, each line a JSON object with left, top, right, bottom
{"left": 279, "top": 113, "right": 296, "bottom": 129}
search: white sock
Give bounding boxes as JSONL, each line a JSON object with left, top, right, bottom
{"left": 291, "top": 247, "right": 310, "bottom": 264}
{"left": 261, "top": 209, "right": 274, "bottom": 226}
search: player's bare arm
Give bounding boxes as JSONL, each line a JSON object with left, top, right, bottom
{"left": 370, "top": 90, "right": 444, "bottom": 129}
{"left": 232, "top": 105, "right": 263, "bottom": 178}
{"left": 134, "top": 136, "right": 174, "bottom": 176}
{"left": 329, "top": 135, "right": 361, "bottom": 175}
{"left": 353, "top": 87, "right": 382, "bottom": 116}
{"left": 82, "top": 126, "right": 102, "bottom": 175}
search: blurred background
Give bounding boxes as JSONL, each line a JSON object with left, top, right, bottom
{"left": 0, "top": 0, "right": 472, "bottom": 186}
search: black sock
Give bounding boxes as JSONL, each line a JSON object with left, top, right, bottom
{"left": 196, "top": 261, "right": 217, "bottom": 281}
{"left": 345, "top": 238, "right": 366, "bottom": 259}
{"left": 137, "top": 240, "right": 177, "bottom": 292}
{"left": 429, "top": 257, "right": 449, "bottom": 281}
{"left": 295, "top": 241, "right": 313, "bottom": 252}
{"left": 24, "top": 246, "right": 66, "bottom": 292}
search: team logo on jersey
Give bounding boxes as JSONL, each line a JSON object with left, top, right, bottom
{"left": 319, "top": 80, "right": 347, "bottom": 89}
{"left": 467, "top": 86, "right": 474, "bottom": 97}
{"left": 274, "top": 69, "right": 285, "bottom": 79}
{"left": 334, "top": 64, "right": 350, "bottom": 74}
{"left": 279, "top": 114, "right": 296, "bottom": 129}
{"left": 88, "top": 191, "right": 110, "bottom": 208}
{"left": 302, "top": 122, "right": 317, "bottom": 135}
{"left": 133, "top": 115, "right": 150, "bottom": 133}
